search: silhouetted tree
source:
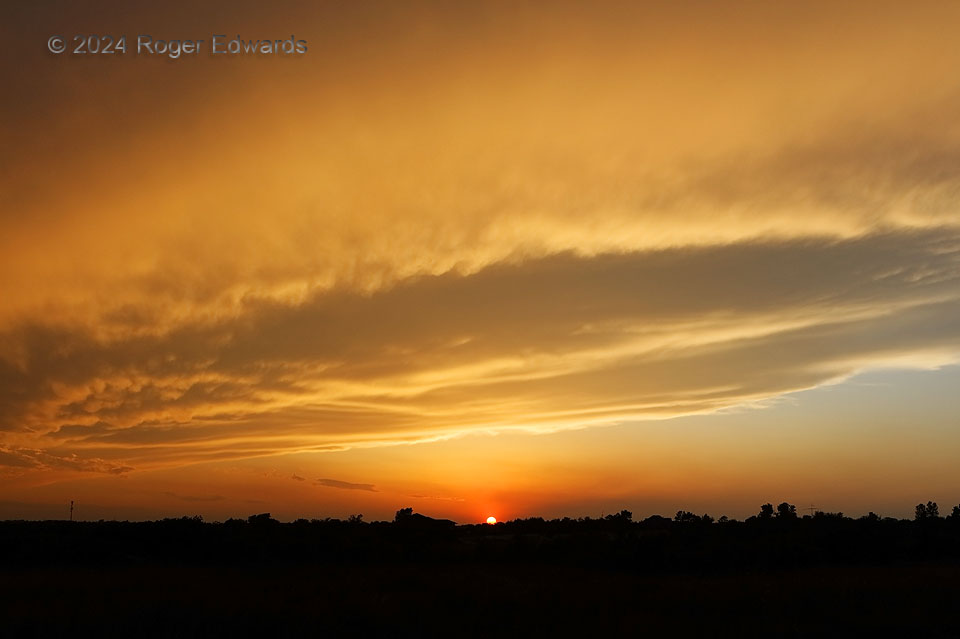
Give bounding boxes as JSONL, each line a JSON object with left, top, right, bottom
{"left": 813, "top": 511, "right": 844, "bottom": 520}
{"left": 347, "top": 514, "right": 364, "bottom": 523}
{"left": 775, "top": 502, "right": 797, "bottom": 519}
{"left": 163, "top": 515, "right": 203, "bottom": 525}
{"left": 915, "top": 502, "right": 940, "bottom": 520}
{"left": 394, "top": 507, "right": 413, "bottom": 522}
{"left": 758, "top": 503, "right": 774, "bottom": 520}
{"left": 605, "top": 509, "right": 632, "bottom": 523}
{"left": 641, "top": 515, "right": 671, "bottom": 527}
{"left": 673, "top": 511, "right": 713, "bottom": 524}
{"left": 951, "top": 505, "right": 960, "bottom": 520}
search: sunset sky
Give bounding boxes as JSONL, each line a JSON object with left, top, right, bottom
{"left": 2, "top": 0, "right": 959, "bottom": 522}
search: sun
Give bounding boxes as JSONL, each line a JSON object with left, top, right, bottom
{"left": 486, "top": 516, "right": 497, "bottom": 524}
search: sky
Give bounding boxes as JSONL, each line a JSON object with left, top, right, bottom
{"left": 1, "top": 0, "right": 959, "bottom": 522}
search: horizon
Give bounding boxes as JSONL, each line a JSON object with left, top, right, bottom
{"left": 6, "top": 495, "right": 957, "bottom": 525}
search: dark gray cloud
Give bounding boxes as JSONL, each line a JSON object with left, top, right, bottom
{"left": 314, "top": 478, "right": 378, "bottom": 492}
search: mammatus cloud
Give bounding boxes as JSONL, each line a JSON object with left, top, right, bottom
{"left": 314, "top": 478, "right": 378, "bottom": 492}
{"left": 0, "top": 230, "right": 957, "bottom": 473}
{"left": 0, "top": 446, "right": 133, "bottom": 475}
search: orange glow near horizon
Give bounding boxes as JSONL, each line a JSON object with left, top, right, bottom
{"left": 2, "top": 1, "right": 960, "bottom": 522}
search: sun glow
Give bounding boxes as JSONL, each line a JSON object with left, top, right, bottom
{"left": 486, "top": 516, "right": 497, "bottom": 524}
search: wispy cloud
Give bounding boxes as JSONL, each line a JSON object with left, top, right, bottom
{"left": 314, "top": 478, "right": 378, "bottom": 492}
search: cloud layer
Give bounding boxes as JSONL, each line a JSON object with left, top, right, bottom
{"left": 3, "top": 1, "right": 960, "bottom": 479}
{"left": 0, "top": 230, "right": 958, "bottom": 473}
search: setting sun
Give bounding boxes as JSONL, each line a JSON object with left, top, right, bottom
{"left": 5, "top": 2, "right": 960, "bottom": 634}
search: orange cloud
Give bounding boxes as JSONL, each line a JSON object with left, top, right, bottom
{"left": 3, "top": 1, "right": 960, "bottom": 520}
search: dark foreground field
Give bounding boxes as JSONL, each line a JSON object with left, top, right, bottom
{"left": 4, "top": 510, "right": 960, "bottom": 637}
{"left": 5, "top": 562, "right": 960, "bottom": 637}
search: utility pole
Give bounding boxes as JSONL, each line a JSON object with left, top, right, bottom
{"left": 69, "top": 500, "right": 74, "bottom": 522}
{"left": 806, "top": 503, "right": 816, "bottom": 516}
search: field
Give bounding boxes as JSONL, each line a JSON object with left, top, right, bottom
{"left": 3, "top": 513, "right": 960, "bottom": 637}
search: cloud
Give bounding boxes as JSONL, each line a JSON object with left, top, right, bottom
{"left": 5, "top": 2, "right": 960, "bottom": 476}
{"left": 6, "top": 2, "right": 960, "bottom": 344}
{"left": 291, "top": 474, "right": 305, "bottom": 481}
{"left": 0, "top": 229, "right": 954, "bottom": 472}
{"left": 410, "top": 494, "right": 465, "bottom": 503}
{"left": 0, "top": 449, "right": 36, "bottom": 469}
{"left": 314, "top": 478, "right": 378, "bottom": 492}
{"left": 0, "top": 446, "right": 133, "bottom": 475}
